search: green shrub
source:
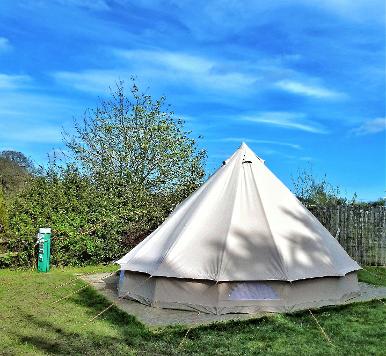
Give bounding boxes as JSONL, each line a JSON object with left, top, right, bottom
{"left": 4, "top": 80, "right": 206, "bottom": 267}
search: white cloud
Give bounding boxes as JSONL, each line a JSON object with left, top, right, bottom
{"left": 53, "top": 70, "right": 120, "bottom": 94}
{"left": 0, "top": 74, "right": 32, "bottom": 90}
{"left": 131, "top": 0, "right": 384, "bottom": 41}
{"left": 216, "top": 137, "right": 301, "bottom": 149}
{"left": 53, "top": 49, "right": 350, "bottom": 106}
{"left": 118, "top": 50, "right": 213, "bottom": 73}
{"left": 0, "top": 126, "right": 63, "bottom": 144}
{"left": 0, "top": 37, "right": 11, "bottom": 53}
{"left": 0, "top": 91, "right": 82, "bottom": 146}
{"left": 0, "top": 91, "right": 80, "bottom": 119}
{"left": 351, "top": 118, "right": 386, "bottom": 136}
{"left": 275, "top": 80, "right": 345, "bottom": 99}
{"left": 53, "top": 49, "right": 258, "bottom": 94}
{"left": 309, "top": 0, "right": 385, "bottom": 23}
{"left": 118, "top": 49, "right": 257, "bottom": 90}
{"left": 241, "top": 112, "right": 327, "bottom": 134}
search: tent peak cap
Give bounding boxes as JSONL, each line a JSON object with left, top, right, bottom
{"left": 237, "top": 141, "right": 265, "bottom": 164}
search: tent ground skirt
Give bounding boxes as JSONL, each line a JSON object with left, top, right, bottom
{"left": 118, "top": 271, "right": 359, "bottom": 315}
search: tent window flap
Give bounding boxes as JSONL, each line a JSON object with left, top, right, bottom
{"left": 228, "top": 283, "right": 280, "bottom": 300}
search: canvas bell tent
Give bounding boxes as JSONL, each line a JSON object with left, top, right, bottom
{"left": 116, "top": 143, "right": 360, "bottom": 314}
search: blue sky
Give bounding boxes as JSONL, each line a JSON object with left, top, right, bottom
{"left": 0, "top": 0, "right": 385, "bottom": 200}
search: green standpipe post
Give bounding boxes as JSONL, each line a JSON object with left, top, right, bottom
{"left": 37, "top": 228, "right": 51, "bottom": 272}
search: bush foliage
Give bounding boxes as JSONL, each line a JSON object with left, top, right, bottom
{"left": 2, "top": 81, "right": 206, "bottom": 267}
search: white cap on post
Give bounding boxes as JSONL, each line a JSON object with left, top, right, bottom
{"left": 39, "top": 228, "right": 51, "bottom": 234}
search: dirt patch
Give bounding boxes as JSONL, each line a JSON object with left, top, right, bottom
{"left": 80, "top": 272, "right": 386, "bottom": 327}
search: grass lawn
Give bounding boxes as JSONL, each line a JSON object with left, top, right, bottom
{"left": 0, "top": 266, "right": 385, "bottom": 355}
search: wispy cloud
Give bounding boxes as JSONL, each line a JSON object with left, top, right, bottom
{"left": 0, "top": 37, "right": 11, "bottom": 53}
{"left": 216, "top": 137, "right": 301, "bottom": 149}
{"left": 0, "top": 73, "right": 32, "bottom": 90}
{"left": 275, "top": 80, "right": 345, "bottom": 99}
{"left": 307, "top": 0, "right": 385, "bottom": 23}
{"left": 351, "top": 117, "right": 386, "bottom": 136}
{"left": 175, "top": 0, "right": 385, "bottom": 38}
{"left": 240, "top": 112, "right": 328, "bottom": 134}
{"left": 118, "top": 50, "right": 213, "bottom": 73}
{"left": 53, "top": 49, "right": 258, "bottom": 95}
{"left": 53, "top": 49, "right": 348, "bottom": 107}
{"left": 0, "top": 91, "right": 81, "bottom": 119}
{"left": 53, "top": 70, "right": 120, "bottom": 94}
{"left": 0, "top": 126, "right": 63, "bottom": 143}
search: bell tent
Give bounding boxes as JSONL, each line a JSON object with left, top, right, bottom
{"left": 116, "top": 143, "right": 360, "bottom": 314}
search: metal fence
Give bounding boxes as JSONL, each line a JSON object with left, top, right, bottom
{"left": 308, "top": 205, "right": 386, "bottom": 266}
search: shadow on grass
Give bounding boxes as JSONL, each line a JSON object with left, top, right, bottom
{"left": 15, "top": 313, "right": 125, "bottom": 355}
{"left": 74, "top": 286, "right": 145, "bottom": 329}
{"left": 13, "top": 286, "right": 188, "bottom": 355}
{"left": 12, "top": 286, "right": 154, "bottom": 355}
{"left": 13, "top": 282, "right": 385, "bottom": 355}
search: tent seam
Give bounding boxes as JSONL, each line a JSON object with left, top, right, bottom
{"left": 120, "top": 160, "right": 230, "bottom": 267}
{"left": 215, "top": 146, "right": 244, "bottom": 282}
{"left": 250, "top": 164, "right": 289, "bottom": 281}
{"left": 153, "top": 150, "right": 241, "bottom": 278}
{"left": 153, "top": 180, "right": 216, "bottom": 275}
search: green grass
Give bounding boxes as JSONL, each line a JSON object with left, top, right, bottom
{"left": 1, "top": 266, "right": 385, "bottom": 355}
{"left": 357, "top": 267, "right": 386, "bottom": 286}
